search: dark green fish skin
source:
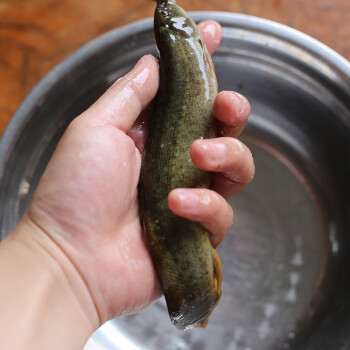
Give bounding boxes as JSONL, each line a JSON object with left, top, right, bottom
{"left": 139, "top": 0, "right": 222, "bottom": 331}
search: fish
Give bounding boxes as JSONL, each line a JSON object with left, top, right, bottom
{"left": 139, "top": 0, "right": 222, "bottom": 331}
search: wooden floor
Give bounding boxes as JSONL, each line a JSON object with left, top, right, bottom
{"left": 1, "top": 0, "right": 349, "bottom": 135}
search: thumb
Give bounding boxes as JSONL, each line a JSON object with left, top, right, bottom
{"left": 80, "top": 54, "right": 159, "bottom": 132}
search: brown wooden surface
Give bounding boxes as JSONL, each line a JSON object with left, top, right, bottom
{"left": 1, "top": 0, "right": 349, "bottom": 135}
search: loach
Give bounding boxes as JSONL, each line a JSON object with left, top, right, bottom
{"left": 139, "top": 0, "right": 222, "bottom": 331}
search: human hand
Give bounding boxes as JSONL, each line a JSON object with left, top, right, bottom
{"left": 17, "top": 20, "right": 254, "bottom": 328}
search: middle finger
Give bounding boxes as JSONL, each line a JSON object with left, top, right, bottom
{"left": 190, "top": 137, "right": 255, "bottom": 198}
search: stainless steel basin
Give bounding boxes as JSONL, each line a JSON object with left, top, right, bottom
{"left": 0, "top": 12, "right": 349, "bottom": 350}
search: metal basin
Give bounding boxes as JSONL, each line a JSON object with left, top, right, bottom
{"left": 0, "top": 12, "right": 349, "bottom": 350}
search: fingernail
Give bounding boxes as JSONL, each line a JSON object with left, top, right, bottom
{"left": 229, "top": 91, "right": 249, "bottom": 118}
{"left": 200, "top": 140, "right": 227, "bottom": 166}
{"left": 204, "top": 22, "right": 216, "bottom": 37}
{"left": 134, "top": 55, "right": 146, "bottom": 69}
{"left": 198, "top": 21, "right": 221, "bottom": 46}
{"left": 177, "top": 190, "right": 199, "bottom": 209}
{"left": 110, "top": 76, "right": 123, "bottom": 87}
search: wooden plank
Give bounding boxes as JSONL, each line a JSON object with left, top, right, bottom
{"left": 0, "top": 0, "right": 349, "bottom": 134}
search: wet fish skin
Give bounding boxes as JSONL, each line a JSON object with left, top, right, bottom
{"left": 139, "top": 0, "right": 222, "bottom": 331}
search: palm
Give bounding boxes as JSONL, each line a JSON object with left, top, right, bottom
{"left": 29, "top": 118, "right": 161, "bottom": 319}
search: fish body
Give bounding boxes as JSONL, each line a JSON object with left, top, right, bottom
{"left": 139, "top": 0, "right": 222, "bottom": 331}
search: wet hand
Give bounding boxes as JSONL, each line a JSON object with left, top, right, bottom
{"left": 21, "top": 21, "right": 254, "bottom": 326}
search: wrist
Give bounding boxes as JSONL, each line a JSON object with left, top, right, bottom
{"left": 0, "top": 214, "right": 99, "bottom": 349}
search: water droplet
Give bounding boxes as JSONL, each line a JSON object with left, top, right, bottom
{"left": 290, "top": 271, "right": 300, "bottom": 286}
{"left": 291, "top": 251, "right": 303, "bottom": 266}
{"left": 285, "top": 287, "right": 297, "bottom": 303}
{"left": 19, "top": 179, "right": 30, "bottom": 196}
{"left": 329, "top": 221, "right": 339, "bottom": 253}
{"left": 258, "top": 319, "right": 271, "bottom": 339}
{"left": 264, "top": 302, "right": 277, "bottom": 318}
